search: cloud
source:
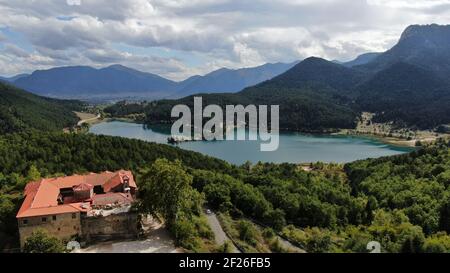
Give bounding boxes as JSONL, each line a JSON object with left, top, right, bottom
{"left": 67, "top": 0, "right": 81, "bottom": 6}
{"left": 367, "top": 0, "right": 450, "bottom": 9}
{"left": 0, "top": 0, "right": 449, "bottom": 79}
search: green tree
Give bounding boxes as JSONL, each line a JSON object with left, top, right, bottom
{"left": 423, "top": 233, "right": 450, "bottom": 253}
{"left": 439, "top": 196, "right": 450, "bottom": 233}
{"left": 203, "top": 183, "right": 231, "bottom": 210}
{"left": 172, "top": 214, "right": 198, "bottom": 250}
{"left": 400, "top": 226, "right": 425, "bottom": 253}
{"left": 305, "top": 227, "right": 332, "bottom": 253}
{"left": 365, "top": 196, "right": 378, "bottom": 224}
{"left": 263, "top": 209, "right": 286, "bottom": 231}
{"left": 0, "top": 195, "right": 17, "bottom": 237}
{"left": 238, "top": 220, "right": 258, "bottom": 246}
{"left": 22, "top": 230, "right": 65, "bottom": 253}
{"left": 139, "top": 159, "right": 202, "bottom": 227}
{"left": 217, "top": 241, "right": 234, "bottom": 253}
{"left": 27, "top": 165, "right": 41, "bottom": 182}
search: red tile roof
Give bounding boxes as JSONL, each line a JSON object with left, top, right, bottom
{"left": 102, "top": 173, "right": 124, "bottom": 193}
{"left": 92, "top": 192, "right": 134, "bottom": 207}
{"left": 73, "top": 183, "right": 94, "bottom": 191}
{"left": 17, "top": 170, "right": 136, "bottom": 219}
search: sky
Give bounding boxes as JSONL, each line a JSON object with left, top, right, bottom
{"left": 0, "top": 0, "right": 449, "bottom": 81}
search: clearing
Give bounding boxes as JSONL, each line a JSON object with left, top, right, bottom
{"left": 75, "top": 111, "right": 101, "bottom": 126}
{"left": 74, "top": 216, "right": 183, "bottom": 253}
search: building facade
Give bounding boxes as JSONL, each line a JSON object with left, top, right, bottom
{"left": 16, "top": 170, "right": 139, "bottom": 248}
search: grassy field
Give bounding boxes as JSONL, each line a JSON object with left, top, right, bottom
{"left": 338, "top": 112, "right": 450, "bottom": 147}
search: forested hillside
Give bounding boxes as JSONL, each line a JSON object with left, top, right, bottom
{"left": 0, "top": 83, "right": 84, "bottom": 134}
{"left": 355, "top": 62, "right": 450, "bottom": 129}
{"left": 105, "top": 58, "right": 360, "bottom": 132}
{"left": 0, "top": 131, "right": 231, "bottom": 250}
{"left": 1, "top": 129, "right": 449, "bottom": 253}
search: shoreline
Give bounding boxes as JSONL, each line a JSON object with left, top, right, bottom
{"left": 335, "top": 129, "right": 449, "bottom": 148}
{"left": 91, "top": 119, "right": 428, "bottom": 148}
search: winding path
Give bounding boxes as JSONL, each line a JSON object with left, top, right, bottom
{"left": 205, "top": 212, "right": 241, "bottom": 253}
{"left": 77, "top": 113, "right": 101, "bottom": 126}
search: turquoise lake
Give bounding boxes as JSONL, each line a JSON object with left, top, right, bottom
{"left": 89, "top": 121, "right": 414, "bottom": 165}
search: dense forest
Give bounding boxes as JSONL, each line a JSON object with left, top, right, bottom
{"left": 1, "top": 128, "right": 450, "bottom": 253}
{"left": 0, "top": 83, "right": 84, "bottom": 134}
{"left": 0, "top": 131, "right": 231, "bottom": 250}
{"left": 105, "top": 91, "right": 358, "bottom": 133}
{"left": 354, "top": 63, "right": 450, "bottom": 128}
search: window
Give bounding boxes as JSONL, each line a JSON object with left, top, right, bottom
{"left": 72, "top": 213, "right": 77, "bottom": 219}
{"left": 42, "top": 217, "right": 47, "bottom": 223}
{"left": 22, "top": 219, "right": 28, "bottom": 225}
{"left": 52, "top": 215, "right": 57, "bottom": 221}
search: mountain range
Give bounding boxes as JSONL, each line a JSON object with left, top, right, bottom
{"left": 4, "top": 62, "right": 297, "bottom": 101}
{"left": 174, "top": 62, "right": 298, "bottom": 97}
{"left": 341, "top": 53, "right": 382, "bottom": 67}
{"left": 0, "top": 45, "right": 385, "bottom": 102}
{"left": 12, "top": 65, "right": 178, "bottom": 100}
{"left": 359, "top": 24, "right": 450, "bottom": 80}
{"left": 2, "top": 23, "right": 450, "bottom": 132}
{"left": 0, "top": 74, "right": 29, "bottom": 83}
{"left": 111, "top": 24, "right": 450, "bottom": 131}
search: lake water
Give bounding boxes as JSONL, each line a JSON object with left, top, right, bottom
{"left": 89, "top": 121, "right": 414, "bottom": 165}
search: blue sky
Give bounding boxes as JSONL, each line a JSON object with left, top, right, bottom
{"left": 0, "top": 0, "right": 449, "bottom": 80}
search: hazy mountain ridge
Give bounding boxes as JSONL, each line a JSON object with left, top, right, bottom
{"left": 174, "top": 61, "right": 299, "bottom": 97}
{"left": 8, "top": 62, "right": 297, "bottom": 100}
{"left": 342, "top": 53, "right": 382, "bottom": 67}
{"left": 0, "top": 74, "right": 29, "bottom": 83}
{"left": 13, "top": 65, "right": 179, "bottom": 99}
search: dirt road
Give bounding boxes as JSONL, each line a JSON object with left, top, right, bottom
{"left": 75, "top": 112, "right": 101, "bottom": 126}
{"left": 205, "top": 212, "right": 240, "bottom": 253}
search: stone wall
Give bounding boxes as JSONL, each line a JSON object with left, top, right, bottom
{"left": 81, "top": 212, "right": 139, "bottom": 242}
{"left": 18, "top": 212, "right": 81, "bottom": 247}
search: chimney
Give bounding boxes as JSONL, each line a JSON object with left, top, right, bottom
{"left": 123, "top": 175, "right": 130, "bottom": 193}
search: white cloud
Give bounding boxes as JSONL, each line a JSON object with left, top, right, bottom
{"left": 67, "top": 0, "right": 81, "bottom": 6}
{"left": 367, "top": 0, "right": 450, "bottom": 8}
{"left": 0, "top": 0, "right": 449, "bottom": 79}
